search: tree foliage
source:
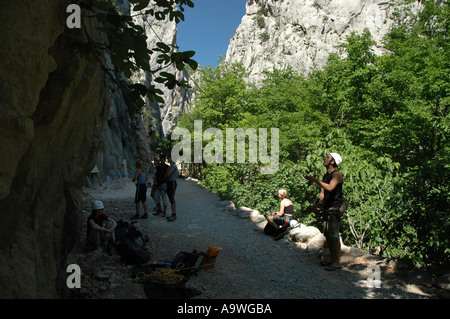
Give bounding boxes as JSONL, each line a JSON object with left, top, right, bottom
{"left": 73, "top": 0, "right": 198, "bottom": 109}
{"left": 176, "top": 0, "right": 449, "bottom": 274}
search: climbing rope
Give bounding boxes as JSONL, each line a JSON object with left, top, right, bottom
{"left": 134, "top": 263, "right": 186, "bottom": 285}
{"left": 134, "top": 221, "right": 302, "bottom": 285}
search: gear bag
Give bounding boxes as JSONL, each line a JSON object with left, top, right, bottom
{"left": 114, "top": 219, "right": 151, "bottom": 264}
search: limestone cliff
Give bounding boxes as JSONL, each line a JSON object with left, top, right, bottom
{"left": 96, "top": 0, "right": 192, "bottom": 181}
{"left": 225, "top": 0, "right": 419, "bottom": 83}
{"left": 94, "top": 0, "right": 149, "bottom": 180}
{"left": 132, "top": 1, "right": 193, "bottom": 137}
{"left": 0, "top": 0, "right": 193, "bottom": 297}
{"left": 0, "top": 1, "right": 111, "bottom": 297}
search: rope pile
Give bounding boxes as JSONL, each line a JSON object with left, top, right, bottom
{"left": 133, "top": 223, "right": 300, "bottom": 286}
{"left": 134, "top": 263, "right": 186, "bottom": 285}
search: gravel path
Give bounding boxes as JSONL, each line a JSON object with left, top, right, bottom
{"left": 69, "top": 177, "right": 445, "bottom": 299}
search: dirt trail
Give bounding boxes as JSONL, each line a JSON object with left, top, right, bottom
{"left": 68, "top": 177, "right": 446, "bottom": 299}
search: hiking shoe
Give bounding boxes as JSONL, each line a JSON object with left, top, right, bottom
{"left": 153, "top": 209, "right": 162, "bottom": 215}
{"left": 131, "top": 214, "right": 139, "bottom": 220}
{"left": 167, "top": 215, "right": 177, "bottom": 222}
{"left": 141, "top": 214, "right": 148, "bottom": 219}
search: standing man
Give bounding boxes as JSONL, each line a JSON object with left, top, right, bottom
{"left": 132, "top": 160, "right": 148, "bottom": 219}
{"left": 165, "top": 155, "right": 179, "bottom": 222}
{"left": 307, "top": 153, "right": 344, "bottom": 271}
{"left": 153, "top": 155, "right": 169, "bottom": 216}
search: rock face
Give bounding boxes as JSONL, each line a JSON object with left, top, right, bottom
{"left": 0, "top": 1, "right": 111, "bottom": 298}
{"left": 0, "top": 0, "right": 191, "bottom": 298}
{"left": 96, "top": 0, "right": 193, "bottom": 180}
{"left": 96, "top": 0, "right": 186, "bottom": 180}
{"left": 225, "top": 0, "right": 416, "bottom": 83}
{"left": 96, "top": 76, "right": 144, "bottom": 179}
{"left": 92, "top": 0, "right": 193, "bottom": 180}
{"left": 130, "top": 0, "right": 193, "bottom": 137}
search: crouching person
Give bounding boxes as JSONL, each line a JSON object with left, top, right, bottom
{"left": 265, "top": 189, "right": 294, "bottom": 238}
{"left": 87, "top": 200, "right": 117, "bottom": 253}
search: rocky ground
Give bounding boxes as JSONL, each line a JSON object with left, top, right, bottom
{"left": 67, "top": 177, "right": 449, "bottom": 300}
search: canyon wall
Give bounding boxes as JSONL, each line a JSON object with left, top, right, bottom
{"left": 0, "top": 0, "right": 191, "bottom": 297}
{"left": 0, "top": 0, "right": 110, "bottom": 297}
{"left": 225, "top": 0, "right": 416, "bottom": 83}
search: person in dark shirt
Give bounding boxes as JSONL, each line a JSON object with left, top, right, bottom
{"left": 87, "top": 200, "right": 117, "bottom": 252}
{"left": 165, "top": 155, "right": 179, "bottom": 222}
{"left": 307, "top": 153, "right": 344, "bottom": 271}
{"left": 132, "top": 160, "right": 148, "bottom": 219}
{"left": 152, "top": 155, "right": 169, "bottom": 216}
{"left": 267, "top": 188, "right": 294, "bottom": 231}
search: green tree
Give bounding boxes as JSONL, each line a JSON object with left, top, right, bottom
{"left": 175, "top": 0, "right": 449, "bottom": 273}
{"left": 74, "top": 0, "right": 198, "bottom": 109}
{"left": 185, "top": 62, "right": 250, "bottom": 129}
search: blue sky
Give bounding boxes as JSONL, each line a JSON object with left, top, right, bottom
{"left": 177, "top": 0, "right": 247, "bottom": 67}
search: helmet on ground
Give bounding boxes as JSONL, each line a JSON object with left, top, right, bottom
{"left": 92, "top": 200, "right": 104, "bottom": 210}
{"left": 330, "top": 153, "right": 342, "bottom": 166}
{"left": 289, "top": 220, "right": 300, "bottom": 228}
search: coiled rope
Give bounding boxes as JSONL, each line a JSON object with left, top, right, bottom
{"left": 134, "top": 263, "right": 186, "bottom": 284}
{"left": 133, "top": 222, "right": 300, "bottom": 285}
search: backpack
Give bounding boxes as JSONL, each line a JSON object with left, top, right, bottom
{"left": 116, "top": 238, "right": 152, "bottom": 265}
{"left": 114, "top": 220, "right": 152, "bottom": 264}
{"left": 264, "top": 222, "right": 287, "bottom": 240}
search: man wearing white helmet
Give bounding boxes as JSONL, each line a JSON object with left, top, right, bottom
{"left": 306, "top": 153, "right": 344, "bottom": 271}
{"left": 87, "top": 200, "right": 117, "bottom": 252}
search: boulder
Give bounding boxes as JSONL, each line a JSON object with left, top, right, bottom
{"left": 238, "top": 206, "right": 260, "bottom": 219}
{"left": 433, "top": 273, "right": 450, "bottom": 291}
{"left": 290, "top": 226, "right": 321, "bottom": 243}
{"left": 346, "top": 247, "right": 366, "bottom": 258}
{"left": 306, "top": 233, "right": 328, "bottom": 254}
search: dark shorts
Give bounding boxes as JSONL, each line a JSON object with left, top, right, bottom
{"left": 167, "top": 180, "right": 177, "bottom": 204}
{"left": 323, "top": 208, "right": 340, "bottom": 241}
{"left": 135, "top": 184, "right": 147, "bottom": 203}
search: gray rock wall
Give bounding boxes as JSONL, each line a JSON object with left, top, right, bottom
{"left": 95, "top": 0, "right": 192, "bottom": 181}
{"left": 0, "top": 1, "right": 111, "bottom": 297}
{"left": 225, "top": 0, "right": 420, "bottom": 83}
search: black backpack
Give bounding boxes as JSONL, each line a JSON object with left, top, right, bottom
{"left": 264, "top": 223, "right": 287, "bottom": 240}
{"left": 114, "top": 220, "right": 152, "bottom": 265}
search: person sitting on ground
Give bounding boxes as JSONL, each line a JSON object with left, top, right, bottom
{"left": 132, "top": 160, "right": 148, "bottom": 219}
{"left": 87, "top": 200, "right": 117, "bottom": 252}
{"left": 267, "top": 188, "right": 294, "bottom": 231}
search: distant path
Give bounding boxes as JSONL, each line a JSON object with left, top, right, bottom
{"left": 79, "top": 177, "right": 437, "bottom": 299}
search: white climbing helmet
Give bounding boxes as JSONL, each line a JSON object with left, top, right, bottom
{"left": 330, "top": 153, "right": 342, "bottom": 166}
{"left": 92, "top": 200, "right": 104, "bottom": 210}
